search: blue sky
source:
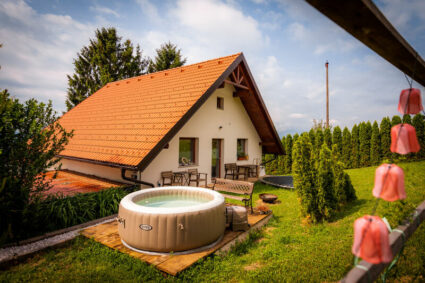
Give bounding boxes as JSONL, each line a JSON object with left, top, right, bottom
{"left": 1, "top": 0, "right": 425, "bottom": 136}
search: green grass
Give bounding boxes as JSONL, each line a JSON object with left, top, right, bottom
{"left": 1, "top": 161, "right": 425, "bottom": 282}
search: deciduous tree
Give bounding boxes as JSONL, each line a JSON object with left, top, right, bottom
{"left": 0, "top": 90, "right": 73, "bottom": 243}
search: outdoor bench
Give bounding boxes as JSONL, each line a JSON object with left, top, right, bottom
{"left": 212, "top": 178, "right": 254, "bottom": 213}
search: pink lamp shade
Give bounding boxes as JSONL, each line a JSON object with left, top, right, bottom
{"left": 372, "top": 164, "right": 405, "bottom": 201}
{"left": 391, "top": 124, "right": 420, "bottom": 155}
{"left": 352, "top": 215, "right": 393, "bottom": 264}
{"left": 398, "top": 88, "right": 423, "bottom": 115}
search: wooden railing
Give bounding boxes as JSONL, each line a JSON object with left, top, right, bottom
{"left": 341, "top": 200, "right": 425, "bottom": 283}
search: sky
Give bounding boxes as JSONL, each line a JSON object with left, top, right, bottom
{"left": 1, "top": 0, "right": 425, "bottom": 136}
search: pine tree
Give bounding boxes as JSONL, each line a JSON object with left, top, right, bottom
{"left": 66, "top": 27, "right": 148, "bottom": 110}
{"left": 402, "top": 114, "right": 412, "bottom": 124}
{"left": 148, "top": 41, "right": 186, "bottom": 73}
{"left": 284, "top": 134, "right": 293, "bottom": 174}
{"left": 317, "top": 144, "right": 336, "bottom": 220}
{"left": 380, "top": 117, "right": 391, "bottom": 161}
{"left": 292, "top": 133, "right": 318, "bottom": 222}
{"left": 324, "top": 127, "right": 332, "bottom": 148}
{"left": 359, "top": 122, "right": 372, "bottom": 167}
{"left": 351, "top": 124, "right": 360, "bottom": 168}
{"left": 391, "top": 115, "right": 402, "bottom": 126}
{"left": 342, "top": 127, "right": 352, "bottom": 168}
{"left": 412, "top": 114, "right": 425, "bottom": 159}
{"left": 332, "top": 126, "right": 343, "bottom": 157}
{"left": 370, "top": 121, "right": 381, "bottom": 165}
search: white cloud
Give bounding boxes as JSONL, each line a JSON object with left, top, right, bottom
{"left": 90, "top": 5, "right": 120, "bottom": 18}
{"left": 289, "top": 113, "right": 306, "bottom": 118}
{"left": 0, "top": 0, "right": 95, "bottom": 112}
{"left": 136, "top": 0, "right": 160, "bottom": 23}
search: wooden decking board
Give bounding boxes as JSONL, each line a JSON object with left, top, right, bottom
{"left": 80, "top": 210, "right": 271, "bottom": 275}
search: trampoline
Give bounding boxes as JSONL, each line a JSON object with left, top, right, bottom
{"left": 259, "top": 176, "right": 294, "bottom": 189}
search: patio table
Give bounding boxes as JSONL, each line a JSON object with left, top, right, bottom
{"left": 173, "top": 170, "right": 189, "bottom": 185}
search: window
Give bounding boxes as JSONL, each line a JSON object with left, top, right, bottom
{"left": 179, "top": 138, "right": 198, "bottom": 166}
{"left": 237, "top": 139, "right": 248, "bottom": 160}
{"left": 217, "top": 97, "right": 224, "bottom": 110}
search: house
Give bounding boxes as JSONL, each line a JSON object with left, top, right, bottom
{"left": 56, "top": 53, "right": 284, "bottom": 187}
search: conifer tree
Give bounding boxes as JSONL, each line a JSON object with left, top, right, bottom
{"left": 279, "top": 136, "right": 286, "bottom": 174}
{"left": 342, "top": 127, "right": 351, "bottom": 168}
{"left": 412, "top": 114, "right": 425, "bottom": 159}
{"left": 292, "top": 133, "right": 318, "bottom": 222}
{"left": 370, "top": 121, "right": 381, "bottom": 165}
{"left": 317, "top": 144, "right": 336, "bottom": 220}
{"left": 284, "top": 134, "right": 293, "bottom": 174}
{"left": 148, "top": 42, "right": 186, "bottom": 73}
{"left": 351, "top": 124, "right": 360, "bottom": 168}
{"left": 402, "top": 114, "right": 412, "bottom": 124}
{"left": 293, "top": 133, "right": 299, "bottom": 144}
{"left": 391, "top": 115, "right": 402, "bottom": 126}
{"left": 309, "top": 128, "right": 316, "bottom": 150}
{"left": 359, "top": 122, "right": 371, "bottom": 167}
{"left": 332, "top": 126, "right": 343, "bottom": 157}
{"left": 344, "top": 173, "right": 357, "bottom": 202}
{"left": 66, "top": 27, "right": 148, "bottom": 110}
{"left": 324, "top": 127, "right": 332, "bottom": 148}
{"left": 380, "top": 117, "right": 391, "bottom": 161}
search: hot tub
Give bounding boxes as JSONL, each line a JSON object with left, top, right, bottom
{"left": 118, "top": 186, "right": 225, "bottom": 253}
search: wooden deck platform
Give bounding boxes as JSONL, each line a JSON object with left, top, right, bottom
{"left": 81, "top": 211, "right": 272, "bottom": 276}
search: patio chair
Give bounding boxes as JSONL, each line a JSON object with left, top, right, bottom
{"left": 188, "top": 168, "right": 207, "bottom": 187}
{"left": 161, "top": 171, "right": 174, "bottom": 186}
{"left": 224, "top": 163, "right": 237, "bottom": 180}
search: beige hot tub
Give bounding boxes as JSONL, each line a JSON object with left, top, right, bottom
{"left": 117, "top": 186, "right": 225, "bottom": 254}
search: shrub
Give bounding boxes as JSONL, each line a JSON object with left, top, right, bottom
{"left": 317, "top": 144, "right": 336, "bottom": 220}
{"left": 0, "top": 90, "right": 73, "bottom": 244}
{"left": 292, "top": 133, "right": 319, "bottom": 222}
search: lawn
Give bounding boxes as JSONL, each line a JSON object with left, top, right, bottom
{"left": 1, "top": 161, "right": 425, "bottom": 282}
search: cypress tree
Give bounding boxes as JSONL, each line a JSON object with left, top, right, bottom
{"left": 402, "top": 114, "right": 412, "bottom": 124}
{"left": 359, "top": 122, "right": 371, "bottom": 167}
{"left": 279, "top": 136, "right": 286, "bottom": 174}
{"left": 351, "top": 124, "right": 360, "bottom": 168}
{"left": 315, "top": 128, "right": 324, "bottom": 148}
{"left": 284, "top": 134, "right": 293, "bottom": 174}
{"left": 317, "top": 144, "right": 336, "bottom": 220}
{"left": 344, "top": 173, "right": 357, "bottom": 202}
{"left": 342, "top": 127, "right": 352, "bottom": 168}
{"left": 391, "top": 115, "right": 402, "bottom": 126}
{"left": 309, "top": 129, "right": 316, "bottom": 150}
{"left": 380, "top": 117, "right": 391, "bottom": 161}
{"left": 370, "top": 121, "right": 381, "bottom": 165}
{"left": 324, "top": 128, "right": 332, "bottom": 148}
{"left": 412, "top": 114, "right": 425, "bottom": 159}
{"left": 332, "top": 126, "right": 343, "bottom": 157}
{"left": 292, "top": 133, "right": 318, "bottom": 222}
{"left": 293, "top": 133, "right": 299, "bottom": 144}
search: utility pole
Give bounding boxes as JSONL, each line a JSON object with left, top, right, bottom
{"left": 325, "top": 61, "right": 329, "bottom": 128}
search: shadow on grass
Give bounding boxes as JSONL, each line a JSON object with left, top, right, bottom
{"left": 331, "top": 199, "right": 367, "bottom": 222}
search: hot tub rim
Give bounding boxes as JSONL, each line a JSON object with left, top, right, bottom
{"left": 120, "top": 186, "right": 225, "bottom": 215}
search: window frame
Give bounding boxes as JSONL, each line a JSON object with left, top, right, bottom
{"left": 236, "top": 138, "right": 248, "bottom": 160}
{"left": 217, "top": 96, "right": 224, "bottom": 110}
{"left": 178, "top": 137, "right": 198, "bottom": 166}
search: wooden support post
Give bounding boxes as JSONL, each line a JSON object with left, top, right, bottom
{"left": 341, "top": 200, "right": 425, "bottom": 283}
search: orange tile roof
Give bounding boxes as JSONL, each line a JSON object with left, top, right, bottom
{"left": 44, "top": 170, "right": 124, "bottom": 196}
{"left": 58, "top": 53, "right": 241, "bottom": 167}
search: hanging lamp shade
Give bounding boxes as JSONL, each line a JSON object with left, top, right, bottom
{"left": 398, "top": 88, "right": 423, "bottom": 115}
{"left": 352, "top": 215, "right": 393, "bottom": 264}
{"left": 390, "top": 124, "right": 420, "bottom": 154}
{"left": 373, "top": 164, "right": 405, "bottom": 201}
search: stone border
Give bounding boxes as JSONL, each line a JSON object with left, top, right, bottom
{"left": 0, "top": 214, "right": 117, "bottom": 267}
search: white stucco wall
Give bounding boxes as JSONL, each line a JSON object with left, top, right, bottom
{"left": 141, "top": 83, "right": 262, "bottom": 185}
{"left": 59, "top": 83, "right": 263, "bottom": 186}
{"left": 59, "top": 158, "right": 136, "bottom": 185}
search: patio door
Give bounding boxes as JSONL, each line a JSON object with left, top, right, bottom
{"left": 212, "top": 139, "right": 222, "bottom": 178}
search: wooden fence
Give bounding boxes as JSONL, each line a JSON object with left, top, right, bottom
{"left": 341, "top": 200, "right": 425, "bottom": 282}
